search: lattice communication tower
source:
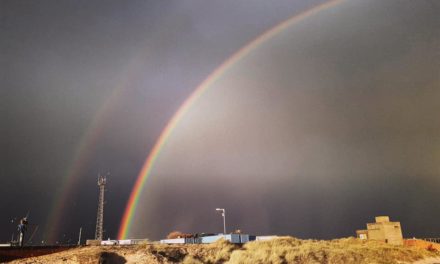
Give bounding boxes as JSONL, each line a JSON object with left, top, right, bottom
{"left": 95, "top": 174, "right": 106, "bottom": 240}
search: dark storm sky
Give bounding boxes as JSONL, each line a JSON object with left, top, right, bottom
{"left": 132, "top": 0, "right": 440, "bottom": 240}
{"left": 0, "top": 0, "right": 334, "bottom": 243}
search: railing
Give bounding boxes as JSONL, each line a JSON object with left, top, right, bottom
{"left": 422, "top": 238, "right": 440, "bottom": 243}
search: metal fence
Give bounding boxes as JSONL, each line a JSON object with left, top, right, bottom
{"left": 422, "top": 238, "right": 440, "bottom": 243}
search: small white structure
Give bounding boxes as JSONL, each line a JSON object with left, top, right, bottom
{"left": 101, "top": 240, "right": 118, "bottom": 245}
{"left": 100, "top": 238, "right": 149, "bottom": 246}
{"left": 117, "top": 239, "right": 134, "bottom": 245}
{"left": 160, "top": 238, "right": 187, "bottom": 244}
{"left": 256, "top": 236, "right": 278, "bottom": 241}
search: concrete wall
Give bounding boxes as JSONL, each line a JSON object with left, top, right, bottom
{"left": 356, "top": 230, "right": 368, "bottom": 240}
{"left": 375, "top": 216, "right": 390, "bottom": 223}
{"left": 366, "top": 221, "right": 403, "bottom": 245}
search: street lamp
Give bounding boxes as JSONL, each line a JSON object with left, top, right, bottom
{"left": 216, "top": 208, "right": 226, "bottom": 234}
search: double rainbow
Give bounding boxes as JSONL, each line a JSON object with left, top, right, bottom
{"left": 117, "top": 0, "right": 344, "bottom": 239}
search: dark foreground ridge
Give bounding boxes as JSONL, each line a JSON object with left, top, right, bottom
{"left": 0, "top": 245, "right": 76, "bottom": 262}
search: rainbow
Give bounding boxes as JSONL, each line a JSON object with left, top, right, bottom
{"left": 44, "top": 87, "right": 122, "bottom": 243}
{"left": 45, "top": 57, "right": 146, "bottom": 243}
{"left": 118, "top": 0, "right": 344, "bottom": 239}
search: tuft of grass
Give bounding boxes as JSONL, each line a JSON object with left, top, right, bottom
{"left": 183, "top": 255, "right": 204, "bottom": 264}
{"left": 204, "top": 238, "right": 239, "bottom": 263}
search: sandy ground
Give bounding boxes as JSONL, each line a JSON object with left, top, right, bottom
{"left": 7, "top": 244, "right": 210, "bottom": 264}
{"left": 413, "top": 257, "right": 440, "bottom": 264}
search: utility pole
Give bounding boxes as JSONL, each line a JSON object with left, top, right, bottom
{"left": 78, "top": 227, "right": 82, "bottom": 245}
{"left": 95, "top": 174, "right": 106, "bottom": 240}
{"left": 216, "top": 208, "right": 226, "bottom": 234}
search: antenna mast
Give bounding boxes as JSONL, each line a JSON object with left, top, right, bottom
{"left": 95, "top": 174, "right": 107, "bottom": 240}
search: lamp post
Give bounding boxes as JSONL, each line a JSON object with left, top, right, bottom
{"left": 216, "top": 208, "right": 226, "bottom": 234}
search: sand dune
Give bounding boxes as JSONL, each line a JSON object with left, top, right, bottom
{"left": 9, "top": 237, "right": 440, "bottom": 264}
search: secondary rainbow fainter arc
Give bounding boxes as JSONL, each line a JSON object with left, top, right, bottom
{"left": 45, "top": 56, "right": 145, "bottom": 243}
{"left": 117, "top": 0, "right": 344, "bottom": 240}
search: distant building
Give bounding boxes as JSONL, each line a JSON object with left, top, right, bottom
{"left": 86, "top": 239, "right": 149, "bottom": 246}
{"left": 356, "top": 216, "right": 403, "bottom": 245}
{"left": 160, "top": 233, "right": 256, "bottom": 244}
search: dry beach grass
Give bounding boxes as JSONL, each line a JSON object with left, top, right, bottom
{"left": 9, "top": 237, "right": 440, "bottom": 264}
